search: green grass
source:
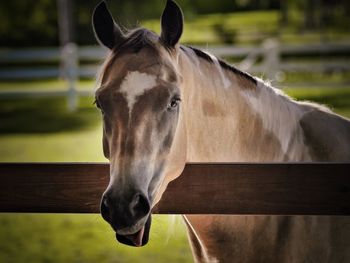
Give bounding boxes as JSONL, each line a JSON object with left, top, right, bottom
{"left": 143, "top": 11, "right": 279, "bottom": 45}
{"left": 284, "top": 87, "right": 350, "bottom": 118}
{"left": 0, "top": 79, "right": 95, "bottom": 91}
{"left": 0, "top": 214, "right": 191, "bottom": 263}
{"left": 0, "top": 81, "right": 349, "bottom": 263}
{"left": 281, "top": 72, "right": 350, "bottom": 85}
{"left": 142, "top": 10, "right": 350, "bottom": 45}
{"left": 0, "top": 96, "right": 103, "bottom": 162}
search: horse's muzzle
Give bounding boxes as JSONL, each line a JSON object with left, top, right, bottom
{"left": 100, "top": 190, "right": 151, "bottom": 247}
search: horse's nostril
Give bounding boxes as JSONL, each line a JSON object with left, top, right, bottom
{"left": 100, "top": 191, "right": 150, "bottom": 229}
{"left": 130, "top": 193, "right": 150, "bottom": 220}
{"left": 100, "top": 195, "right": 110, "bottom": 222}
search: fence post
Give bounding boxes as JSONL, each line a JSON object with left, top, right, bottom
{"left": 57, "top": 0, "right": 78, "bottom": 111}
{"left": 238, "top": 47, "right": 260, "bottom": 72}
{"left": 262, "top": 38, "right": 280, "bottom": 81}
{"left": 61, "top": 43, "right": 78, "bottom": 111}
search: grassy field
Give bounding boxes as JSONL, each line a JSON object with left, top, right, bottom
{"left": 0, "top": 214, "right": 191, "bottom": 263}
{"left": 0, "top": 81, "right": 350, "bottom": 263}
{"left": 0, "top": 80, "right": 95, "bottom": 92}
{"left": 142, "top": 10, "right": 350, "bottom": 45}
{"left": 285, "top": 87, "right": 350, "bottom": 118}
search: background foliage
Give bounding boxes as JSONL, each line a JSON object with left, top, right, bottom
{"left": 1, "top": 0, "right": 350, "bottom": 47}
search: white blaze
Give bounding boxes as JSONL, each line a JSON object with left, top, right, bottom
{"left": 120, "top": 71, "right": 157, "bottom": 113}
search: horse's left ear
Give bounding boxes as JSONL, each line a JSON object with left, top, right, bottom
{"left": 160, "top": 0, "right": 184, "bottom": 48}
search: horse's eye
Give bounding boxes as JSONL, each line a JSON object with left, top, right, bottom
{"left": 168, "top": 97, "right": 181, "bottom": 110}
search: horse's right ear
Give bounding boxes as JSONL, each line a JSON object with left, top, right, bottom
{"left": 92, "top": 1, "right": 124, "bottom": 49}
{"left": 160, "top": 0, "right": 184, "bottom": 48}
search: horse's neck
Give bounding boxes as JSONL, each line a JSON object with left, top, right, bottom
{"left": 178, "top": 48, "right": 310, "bottom": 162}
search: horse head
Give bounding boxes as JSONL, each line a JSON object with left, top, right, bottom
{"left": 92, "top": 0, "right": 187, "bottom": 247}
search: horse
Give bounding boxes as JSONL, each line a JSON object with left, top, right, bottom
{"left": 92, "top": 1, "right": 350, "bottom": 262}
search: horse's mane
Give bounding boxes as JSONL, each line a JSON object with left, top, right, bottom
{"left": 182, "top": 45, "right": 332, "bottom": 114}
{"left": 181, "top": 46, "right": 257, "bottom": 85}
{"left": 114, "top": 28, "right": 159, "bottom": 53}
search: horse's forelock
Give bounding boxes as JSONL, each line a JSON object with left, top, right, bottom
{"left": 97, "top": 28, "right": 171, "bottom": 85}
{"left": 114, "top": 28, "right": 159, "bottom": 53}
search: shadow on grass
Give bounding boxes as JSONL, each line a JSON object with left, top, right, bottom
{"left": 287, "top": 88, "right": 350, "bottom": 111}
{"left": 309, "top": 92, "right": 349, "bottom": 109}
{"left": 0, "top": 97, "right": 101, "bottom": 134}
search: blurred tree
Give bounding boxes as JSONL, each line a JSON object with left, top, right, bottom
{"left": 304, "top": 0, "right": 319, "bottom": 29}
{"left": 0, "top": 0, "right": 58, "bottom": 47}
{"left": 280, "top": 0, "right": 288, "bottom": 25}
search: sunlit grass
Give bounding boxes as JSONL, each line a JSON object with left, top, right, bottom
{"left": 0, "top": 214, "right": 191, "bottom": 263}
{"left": 142, "top": 10, "right": 350, "bottom": 45}
{"left": 284, "top": 87, "right": 350, "bottom": 118}
{"left": 0, "top": 128, "right": 103, "bottom": 162}
{"left": 143, "top": 11, "right": 279, "bottom": 45}
{"left": 0, "top": 79, "right": 95, "bottom": 91}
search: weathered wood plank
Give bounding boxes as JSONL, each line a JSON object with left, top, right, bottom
{"left": 0, "top": 163, "right": 349, "bottom": 215}
{"left": 0, "top": 163, "right": 108, "bottom": 213}
{"left": 154, "top": 163, "right": 350, "bottom": 215}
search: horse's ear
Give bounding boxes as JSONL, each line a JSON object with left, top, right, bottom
{"left": 92, "top": 1, "right": 124, "bottom": 49}
{"left": 160, "top": 0, "right": 184, "bottom": 48}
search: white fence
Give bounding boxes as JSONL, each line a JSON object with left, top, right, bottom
{"left": 0, "top": 41, "right": 349, "bottom": 110}
{"left": 1, "top": 42, "right": 350, "bottom": 80}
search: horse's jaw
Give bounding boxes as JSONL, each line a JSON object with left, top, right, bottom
{"left": 115, "top": 215, "right": 152, "bottom": 247}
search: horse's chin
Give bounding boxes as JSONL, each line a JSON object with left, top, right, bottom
{"left": 116, "top": 215, "right": 152, "bottom": 247}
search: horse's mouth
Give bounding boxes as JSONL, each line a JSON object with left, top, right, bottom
{"left": 116, "top": 215, "right": 152, "bottom": 247}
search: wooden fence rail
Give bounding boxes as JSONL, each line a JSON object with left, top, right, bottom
{"left": 0, "top": 163, "right": 349, "bottom": 215}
